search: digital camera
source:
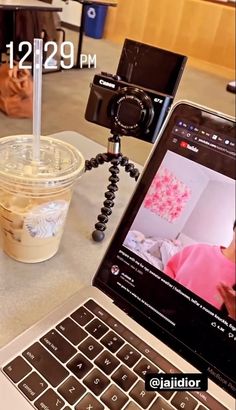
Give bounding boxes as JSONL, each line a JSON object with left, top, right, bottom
{"left": 85, "top": 39, "right": 187, "bottom": 143}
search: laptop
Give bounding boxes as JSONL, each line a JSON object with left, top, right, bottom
{"left": 0, "top": 101, "right": 235, "bottom": 410}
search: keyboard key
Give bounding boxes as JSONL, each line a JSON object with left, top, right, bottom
{"left": 138, "top": 342, "right": 158, "bottom": 362}
{"left": 58, "top": 376, "right": 86, "bottom": 405}
{"left": 159, "top": 390, "right": 175, "bottom": 400}
{"left": 101, "top": 331, "right": 124, "bottom": 353}
{"left": 101, "top": 384, "right": 128, "bottom": 410}
{"left": 3, "top": 356, "right": 31, "bottom": 383}
{"left": 23, "top": 342, "right": 69, "bottom": 387}
{"left": 171, "top": 392, "right": 198, "bottom": 410}
{"left": 150, "top": 396, "right": 174, "bottom": 410}
{"left": 83, "top": 368, "right": 110, "bottom": 396}
{"left": 124, "top": 402, "right": 142, "bottom": 410}
{"left": 152, "top": 354, "right": 181, "bottom": 375}
{"left": 56, "top": 317, "right": 88, "bottom": 345}
{"left": 18, "top": 371, "right": 47, "bottom": 401}
{"left": 117, "top": 345, "right": 141, "bottom": 367}
{"left": 85, "top": 318, "right": 109, "bottom": 339}
{"left": 71, "top": 306, "right": 94, "bottom": 326}
{"left": 67, "top": 353, "right": 93, "bottom": 379}
{"left": 134, "top": 358, "right": 159, "bottom": 379}
{"left": 86, "top": 299, "right": 125, "bottom": 336}
{"left": 191, "top": 391, "right": 228, "bottom": 410}
{"left": 86, "top": 302, "right": 109, "bottom": 321}
{"left": 111, "top": 365, "right": 138, "bottom": 392}
{"left": 136, "top": 341, "right": 182, "bottom": 375}
{"left": 95, "top": 350, "right": 120, "bottom": 375}
{"left": 79, "top": 336, "right": 103, "bottom": 359}
{"left": 75, "top": 393, "right": 104, "bottom": 410}
{"left": 122, "top": 330, "right": 141, "bottom": 348}
{"left": 34, "top": 388, "right": 64, "bottom": 410}
{"left": 84, "top": 301, "right": 137, "bottom": 344}
{"left": 40, "top": 329, "right": 77, "bottom": 363}
{"left": 106, "top": 317, "right": 125, "bottom": 334}
{"left": 130, "top": 380, "right": 156, "bottom": 409}
{"left": 82, "top": 303, "right": 177, "bottom": 369}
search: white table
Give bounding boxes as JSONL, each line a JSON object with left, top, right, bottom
{"left": 0, "top": 1, "right": 62, "bottom": 11}
{"left": 0, "top": 132, "right": 139, "bottom": 348}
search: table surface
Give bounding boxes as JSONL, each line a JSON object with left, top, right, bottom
{"left": 0, "top": 132, "right": 139, "bottom": 348}
{"left": 0, "top": 0, "right": 62, "bottom": 11}
{"left": 78, "top": 0, "right": 117, "bottom": 6}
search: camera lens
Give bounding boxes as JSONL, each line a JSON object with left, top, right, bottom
{"left": 117, "top": 100, "right": 143, "bottom": 126}
{"left": 110, "top": 87, "right": 154, "bottom": 136}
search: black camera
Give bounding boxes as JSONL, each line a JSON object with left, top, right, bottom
{"left": 85, "top": 39, "right": 187, "bottom": 143}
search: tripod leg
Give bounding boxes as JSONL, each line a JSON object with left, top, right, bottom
{"left": 85, "top": 153, "right": 109, "bottom": 171}
{"left": 92, "top": 157, "right": 121, "bottom": 242}
{"left": 120, "top": 155, "right": 140, "bottom": 181}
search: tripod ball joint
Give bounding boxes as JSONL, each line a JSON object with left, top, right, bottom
{"left": 92, "top": 221, "right": 106, "bottom": 242}
{"left": 85, "top": 159, "right": 93, "bottom": 171}
{"left": 105, "top": 191, "right": 115, "bottom": 200}
{"left": 85, "top": 153, "right": 109, "bottom": 172}
{"left": 130, "top": 168, "right": 140, "bottom": 181}
{"left": 101, "top": 206, "right": 112, "bottom": 216}
{"left": 98, "top": 214, "right": 108, "bottom": 223}
{"left": 120, "top": 157, "right": 140, "bottom": 181}
{"left": 96, "top": 153, "right": 106, "bottom": 164}
{"left": 92, "top": 229, "right": 105, "bottom": 242}
{"left": 107, "top": 183, "right": 118, "bottom": 192}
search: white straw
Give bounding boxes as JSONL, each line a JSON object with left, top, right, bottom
{"left": 32, "top": 38, "right": 43, "bottom": 162}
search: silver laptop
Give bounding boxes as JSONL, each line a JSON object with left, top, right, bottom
{"left": 0, "top": 101, "right": 235, "bottom": 410}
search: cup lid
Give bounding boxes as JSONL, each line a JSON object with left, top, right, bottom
{"left": 0, "top": 135, "right": 85, "bottom": 195}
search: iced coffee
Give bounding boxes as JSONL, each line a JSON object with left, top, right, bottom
{"left": 0, "top": 136, "right": 84, "bottom": 263}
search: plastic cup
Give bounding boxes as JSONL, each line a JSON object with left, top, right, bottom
{"left": 0, "top": 135, "right": 84, "bottom": 263}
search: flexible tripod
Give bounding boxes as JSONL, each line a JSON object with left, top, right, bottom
{"left": 85, "top": 134, "right": 140, "bottom": 242}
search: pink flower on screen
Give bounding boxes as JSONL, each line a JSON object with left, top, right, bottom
{"left": 163, "top": 175, "right": 171, "bottom": 183}
{"left": 155, "top": 180, "right": 163, "bottom": 189}
{"left": 184, "top": 191, "right": 191, "bottom": 200}
{"left": 153, "top": 195, "right": 161, "bottom": 203}
{"left": 170, "top": 211, "right": 180, "bottom": 221}
{"left": 166, "top": 189, "right": 172, "bottom": 196}
{"left": 143, "top": 167, "right": 191, "bottom": 222}
{"left": 144, "top": 198, "right": 153, "bottom": 208}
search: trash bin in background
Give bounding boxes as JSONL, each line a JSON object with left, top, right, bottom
{"left": 84, "top": 5, "right": 108, "bottom": 39}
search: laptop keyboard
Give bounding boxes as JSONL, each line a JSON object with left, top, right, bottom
{"left": 2, "top": 299, "right": 228, "bottom": 410}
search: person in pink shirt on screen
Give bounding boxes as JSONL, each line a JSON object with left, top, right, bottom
{"left": 164, "top": 221, "right": 236, "bottom": 317}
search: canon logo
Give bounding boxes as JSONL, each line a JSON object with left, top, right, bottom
{"left": 99, "top": 79, "right": 116, "bottom": 89}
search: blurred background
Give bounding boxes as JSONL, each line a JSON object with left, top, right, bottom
{"left": 0, "top": 0, "right": 235, "bottom": 165}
